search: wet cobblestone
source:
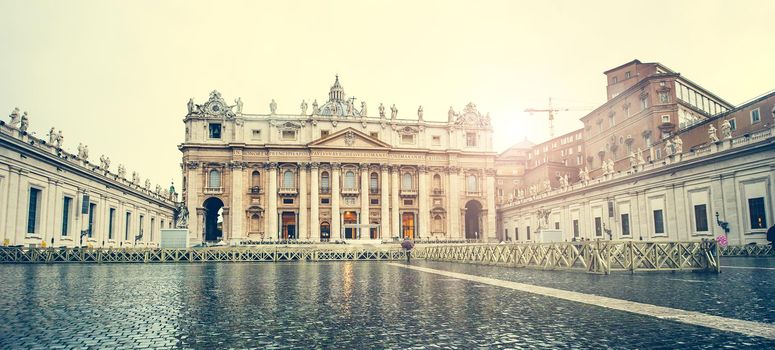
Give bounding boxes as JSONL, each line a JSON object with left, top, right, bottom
{"left": 0, "top": 262, "right": 773, "bottom": 348}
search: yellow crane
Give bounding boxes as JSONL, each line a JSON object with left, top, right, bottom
{"left": 524, "top": 98, "right": 592, "bottom": 138}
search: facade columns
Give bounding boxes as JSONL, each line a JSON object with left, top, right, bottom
{"left": 298, "top": 162, "right": 308, "bottom": 241}
{"left": 310, "top": 163, "right": 320, "bottom": 241}
{"left": 185, "top": 164, "right": 200, "bottom": 243}
{"left": 418, "top": 166, "right": 429, "bottom": 239}
{"left": 267, "top": 163, "right": 278, "bottom": 240}
{"left": 391, "top": 165, "right": 400, "bottom": 239}
{"left": 230, "top": 164, "right": 244, "bottom": 243}
{"left": 380, "top": 164, "right": 390, "bottom": 240}
{"left": 485, "top": 170, "right": 496, "bottom": 241}
{"left": 448, "top": 166, "right": 461, "bottom": 239}
{"left": 359, "top": 163, "right": 369, "bottom": 238}
{"left": 331, "top": 163, "right": 341, "bottom": 240}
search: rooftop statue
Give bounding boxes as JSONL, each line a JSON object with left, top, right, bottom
{"left": 234, "top": 97, "right": 243, "bottom": 114}
{"left": 19, "top": 112, "right": 29, "bottom": 132}
{"left": 144, "top": 179, "right": 151, "bottom": 190}
{"left": 99, "top": 155, "right": 111, "bottom": 170}
{"left": 720, "top": 119, "right": 733, "bottom": 140}
{"left": 48, "top": 127, "right": 57, "bottom": 145}
{"left": 347, "top": 99, "right": 354, "bottom": 116}
{"left": 155, "top": 184, "right": 162, "bottom": 195}
{"left": 635, "top": 147, "right": 645, "bottom": 165}
{"left": 77, "top": 143, "right": 89, "bottom": 161}
{"left": 418, "top": 106, "right": 423, "bottom": 120}
{"left": 360, "top": 101, "right": 367, "bottom": 117}
{"left": 118, "top": 164, "right": 126, "bottom": 179}
{"left": 708, "top": 124, "right": 719, "bottom": 143}
{"left": 56, "top": 130, "right": 64, "bottom": 148}
{"left": 300, "top": 100, "right": 308, "bottom": 115}
{"left": 448, "top": 106, "right": 456, "bottom": 122}
{"left": 270, "top": 99, "right": 277, "bottom": 115}
{"left": 312, "top": 100, "right": 319, "bottom": 115}
{"left": 132, "top": 171, "right": 140, "bottom": 184}
{"left": 378, "top": 103, "right": 385, "bottom": 118}
{"left": 664, "top": 138, "right": 674, "bottom": 156}
{"left": 674, "top": 136, "right": 683, "bottom": 154}
{"left": 9, "top": 107, "right": 20, "bottom": 126}
{"left": 390, "top": 104, "right": 397, "bottom": 119}
{"left": 187, "top": 98, "right": 194, "bottom": 114}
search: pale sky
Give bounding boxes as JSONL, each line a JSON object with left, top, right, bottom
{"left": 1, "top": 0, "right": 773, "bottom": 189}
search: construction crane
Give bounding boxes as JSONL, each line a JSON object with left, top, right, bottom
{"left": 524, "top": 98, "right": 592, "bottom": 138}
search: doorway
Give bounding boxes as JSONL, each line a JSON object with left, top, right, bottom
{"left": 401, "top": 212, "right": 415, "bottom": 239}
{"left": 465, "top": 200, "right": 482, "bottom": 240}
{"left": 281, "top": 212, "right": 296, "bottom": 240}
{"left": 203, "top": 197, "right": 225, "bottom": 242}
{"left": 343, "top": 211, "right": 358, "bottom": 239}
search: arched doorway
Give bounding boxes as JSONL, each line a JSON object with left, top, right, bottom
{"left": 464, "top": 200, "right": 482, "bottom": 240}
{"left": 320, "top": 222, "right": 331, "bottom": 242}
{"left": 203, "top": 197, "right": 225, "bottom": 242}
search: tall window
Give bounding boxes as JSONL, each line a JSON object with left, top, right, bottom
{"left": 150, "top": 218, "right": 155, "bottom": 241}
{"left": 125, "top": 212, "right": 132, "bottom": 241}
{"left": 573, "top": 219, "right": 579, "bottom": 238}
{"left": 402, "top": 173, "right": 413, "bottom": 190}
{"left": 621, "top": 214, "right": 630, "bottom": 236}
{"left": 283, "top": 170, "right": 294, "bottom": 188}
{"left": 751, "top": 108, "right": 761, "bottom": 124}
{"left": 594, "top": 217, "right": 602, "bottom": 237}
{"left": 748, "top": 197, "right": 767, "bottom": 229}
{"left": 653, "top": 209, "right": 665, "bottom": 234}
{"left": 208, "top": 123, "right": 222, "bottom": 139}
{"left": 370, "top": 172, "right": 379, "bottom": 192}
{"left": 433, "top": 174, "right": 442, "bottom": 190}
{"left": 694, "top": 204, "right": 709, "bottom": 232}
{"left": 139, "top": 215, "right": 144, "bottom": 240}
{"left": 433, "top": 215, "right": 443, "bottom": 232}
{"left": 466, "top": 133, "right": 477, "bottom": 147}
{"left": 466, "top": 175, "right": 477, "bottom": 193}
{"left": 344, "top": 171, "right": 356, "bottom": 190}
{"left": 320, "top": 171, "right": 330, "bottom": 192}
{"left": 27, "top": 188, "right": 42, "bottom": 234}
{"left": 515, "top": 227, "right": 519, "bottom": 241}
{"left": 640, "top": 96, "right": 648, "bottom": 110}
{"left": 108, "top": 208, "right": 116, "bottom": 240}
{"left": 526, "top": 226, "right": 531, "bottom": 241}
{"left": 208, "top": 169, "right": 221, "bottom": 188}
{"left": 88, "top": 203, "right": 96, "bottom": 238}
{"left": 250, "top": 214, "right": 260, "bottom": 232}
{"left": 658, "top": 91, "right": 670, "bottom": 104}
{"left": 61, "top": 196, "right": 72, "bottom": 236}
{"left": 251, "top": 171, "right": 260, "bottom": 187}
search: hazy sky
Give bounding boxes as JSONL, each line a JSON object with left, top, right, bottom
{"left": 1, "top": 0, "right": 773, "bottom": 188}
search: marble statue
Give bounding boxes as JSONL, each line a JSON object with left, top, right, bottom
{"left": 629, "top": 151, "right": 637, "bottom": 168}
{"left": 517, "top": 188, "right": 524, "bottom": 199}
{"left": 543, "top": 179, "right": 552, "bottom": 192}
{"left": 603, "top": 159, "right": 615, "bottom": 175}
{"left": 558, "top": 174, "right": 567, "bottom": 189}
{"left": 234, "top": 98, "right": 243, "bottom": 114}
{"left": 720, "top": 119, "right": 732, "bottom": 139}
{"left": 483, "top": 112, "right": 491, "bottom": 127}
{"left": 390, "top": 104, "right": 397, "bottom": 119}
{"left": 9, "top": 107, "right": 20, "bottom": 126}
{"left": 99, "top": 155, "right": 111, "bottom": 170}
{"left": 379, "top": 103, "right": 386, "bottom": 118}
{"left": 117, "top": 164, "right": 126, "bottom": 179}
{"left": 48, "top": 127, "right": 57, "bottom": 145}
{"left": 131, "top": 171, "right": 140, "bottom": 184}
{"left": 635, "top": 147, "right": 645, "bottom": 165}
{"left": 270, "top": 99, "right": 277, "bottom": 114}
{"left": 330, "top": 101, "right": 338, "bottom": 115}
{"left": 312, "top": 100, "right": 319, "bottom": 115}
{"left": 56, "top": 130, "right": 64, "bottom": 148}
{"left": 347, "top": 99, "right": 354, "bottom": 116}
{"left": 664, "top": 138, "right": 674, "bottom": 156}
{"left": 187, "top": 98, "right": 194, "bottom": 114}
{"left": 77, "top": 143, "right": 89, "bottom": 160}
{"left": 708, "top": 124, "right": 719, "bottom": 143}
{"left": 674, "top": 136, "right": 683, "bottom": 154}
{"left": 448, "top": 106, "right": 456, "bottom": 122}
{"left": 579, "top": 166, "right": 590, "bottom": 183}
{"left": 418, "top": 106, "right": 424, "bottom": 120}
{"left": 144, "top": 179, "right": 151, "bottom": 190}
{"left": 300, "top": 100, "right": 308, "bottom": 115}
{"left": 155, "top": 184, "right": 162, "bottom": 195}
{"left": 19, "top": 112, "right": 28, "bottom": 132}
{"left": 360, "top": 101, "right": 367, "bottom": 117}
{"left": 176, "top": 204, "right": 189, "bottom": 229}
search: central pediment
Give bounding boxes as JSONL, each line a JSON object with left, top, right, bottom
{"left": 307, "top": 127, "right": 392, "bottom": 149}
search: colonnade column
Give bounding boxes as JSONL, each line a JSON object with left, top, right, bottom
{"left": 298, "top": 162, "right": 308, "bottom": 241}
{"left": 359, "top": 163, "right": 369, "bottom": 239}
{"left": 230, "top": 164, "right": 244, "bottom": 243}
{"left": 310, "top": 163, "right": 320, "bottom": 241}
{"left": 418, "top": 165, "right": 429, "bottom": 239}
{"left": 331, "top": 163, "right": 341, "bottom": 240}
{"left": 380, "top": 164, "right": 390, "bottom": 240}
{"left": 390, "top": 165, "right": 400, "bottom": 239}
{"left": 185, "top": 164, "right": 200, "bottom": 244}
{"left": 485, "top": 169, "right": 497, "bottom": 242}
{"left": 448, "top": 166, "right": 461, "bottom": 239}
{"left": 267, "top": 162, "right": 278, "bottom": 240}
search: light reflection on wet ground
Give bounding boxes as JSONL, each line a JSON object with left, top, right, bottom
{"left": 0, "top": 259, "right": 773, "bottom": 349}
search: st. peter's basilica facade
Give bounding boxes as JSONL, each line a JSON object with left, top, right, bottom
{"left": 180, "top": 77, "right": 498, "bottom": 243}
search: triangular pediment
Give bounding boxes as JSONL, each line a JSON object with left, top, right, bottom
{"left": 307, "top": 127, "right": 392, "bottom": 149}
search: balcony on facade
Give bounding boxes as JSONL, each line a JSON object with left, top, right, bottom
{"left": 432, "top": 188, "right": 444, "bottom": 196}
{"left": 369, "top": 188, "right": 380, "bottom": 195}
{"left": 248, "top": 186, "right": 262, "bottom": 194}
{"left": 341, "top": 187, "right": 359, "bottom": 196}
{"left": 278, "top": 187, "right": 298, "bottom": 196}
{"left": 320, "top": 187, "right": 331, "bottom": 194}
{"left": 400, "top": 188, "right": 418, "bottom": 197}
{"left": 204, "top": 187, "right": 223, "bottom": 195}
{"left": 466, "top": 191, "right": 481, "bottom": 197}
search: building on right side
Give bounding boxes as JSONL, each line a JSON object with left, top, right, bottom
{"left": 497, "top": 59, "right": 775, "bottom": 245}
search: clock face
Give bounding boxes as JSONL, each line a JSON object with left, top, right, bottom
{"left": 208, "top": 102, "right": 223, "bottom": 114}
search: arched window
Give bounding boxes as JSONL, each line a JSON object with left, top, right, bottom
{"left": 321, "top": 171, "right": 330, "bottom": 192}
{"left": 251, "top": 171, "right": 260, "bottom": 187}
{"left": 402, "top": 173, "right": 413, "bottom": 190}
{"left": 344, "top": 171, "right": 356, "bottom": 189}
{"left": 433, "top": 215, "right": 443, "bottom": 232}
{"left": 283, "top": 170, "right": 294, "bottom": 188}
{"left": 370, "top": 172, "right": 379, "bottom": 192}
{"left": 250, "top": 214, "right": 260, "bottom": 232}
{"left": 208, "top": 169, "right": 221, "bottom": 188}
{"left": 432, "top": 174, "right": 442, "bottom": 190}
{"left": 467, "top": 175, "right": 477, "bottom": 192}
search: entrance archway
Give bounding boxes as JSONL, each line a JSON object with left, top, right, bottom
{"left": 281, "top": 212, "right": 297, "bottom": 240}
{"left": 203, "top": 197, "right": 225, "bottom": 242}
{"left": 343, "top": 211, "right": 358, "bottom": 239}
{"left": 401, "top": 212, "right": 415, "bottom": 239}
{"left": 464, "top": 200, "right": 482, "bottom": 240}
{"left": 320, "top": 222, "right": 331, "bottom": 242}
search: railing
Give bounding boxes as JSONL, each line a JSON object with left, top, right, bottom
{"left": 432, "top": 188, "right": 444, "bottom": 195}
{"left": 413, "top": 240, "right": 720, "bottom": 274}
{"left": 341, "top": 188, "right": 359, "bottom": 195}
{"left": 249, "top": 186, "right": 262, "bottom": 194}
{"left": 720, "top": 244, "right": 774, "bottom": 257}
{"left": 400, "top": 189, "right": 418, "bottom": 196}
{"left": 369, "top": 188, "right": 380, "bottom": 194}
{"left": 203, "top": 187, "right": 222, "bottom": 194}
{"left": 320, "top": 187, "right": 330, "bottom": 194}
{"left": 466, "top": 191, "right": 481, "bottom": 197}
{"left": 278, "top": 187, "right": 297, "bottom": 195}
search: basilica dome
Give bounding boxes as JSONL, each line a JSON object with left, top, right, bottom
{"left": 318, "top": 75, "right": 363, "bottom": 117}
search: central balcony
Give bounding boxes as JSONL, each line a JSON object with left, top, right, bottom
{"left": 341, "top": 188, "right": 359, "bottom": 196}
{"left": 204, "top": 187, "right": 223, "bottom": 194}
{"left": 400, "top": 189, "right": 418, "bottom": 197}
{"left": 278, "top": 187, "right": 298, "bottom": 196}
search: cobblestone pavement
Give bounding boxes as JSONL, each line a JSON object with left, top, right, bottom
{"left": 0, "top": 261, "right": 774, "bottom": 349}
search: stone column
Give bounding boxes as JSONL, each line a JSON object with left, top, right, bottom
{"left": 380, "top": 164, "right": 390, "bottom": 240}
{"left": 418, "top": 165, "right": 429, "bottom": 240}
{"left": 448, "top": 166, "right": 461, "bottom": 239}
{"left": 267, "top": 162, "right": 278, "bottom": 240}
{"left": 359, "top": 164, "right": 370, "bottom": 239}
{"left": 230, "top": 163, "right": 244, "bottom": 243}
{"left": 310, "top": 163, "right": 320, "bottom": 241}
{"left": 185, "top": 162, "right": 200, "bottom": 244}
{"left": 298, "top": 162, "right": 308, "bottom": 241}
{"left": 5, "top": 167, "right": 21, "bottom": 245}
{"left": 391, "top": 165, "right": 400, "bottom": 239}
{"left": 485, "top": 169, "right": 496, "bottom": 242}
{"left": 331, "top": 163, "right": 341, "bottom": 240}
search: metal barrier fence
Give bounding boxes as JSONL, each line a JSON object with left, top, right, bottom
{"left": 412, "top": 240, "right": 720, "bottom": 274}
{"left": 0, "top": 246, "right": 406, "bottom": 264}
{"left": 720, "top": 244, "right": 774, "bottom": 257}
